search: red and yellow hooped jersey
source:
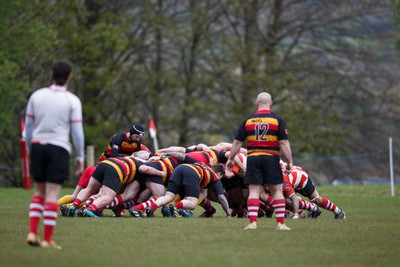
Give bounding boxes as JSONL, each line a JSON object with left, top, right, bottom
{"left": 183, "top": 163, "right": 219, "bottom": 189}
{"left": 102, "top": 156, "right": 141, "bottom": 185}
{"left": 99, "top": 132, "right": 145, "bottom": 162}
{"left": 158, "top": 156, "right": 180, "bottom": 183}
{"left": 185, "top": 149, "right": 225, "bottom": 166}
{"left": 235, "top": 110, "right": 288, "bottom": 157}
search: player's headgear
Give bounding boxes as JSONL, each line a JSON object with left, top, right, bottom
{"left": 130, "top": 123, "right": 145, "bottom": 136}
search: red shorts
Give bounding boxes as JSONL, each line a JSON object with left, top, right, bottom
{"left": 77, "top": 165, "right": 97, "bottom": 187}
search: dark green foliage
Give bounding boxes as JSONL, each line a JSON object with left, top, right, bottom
{"left": 1, "top": 0, "right": 400, "bottom": 185}
{"left": 0, "top": 0, "right": 56, "bottom": 186}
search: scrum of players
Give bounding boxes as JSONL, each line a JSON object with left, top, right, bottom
{"left": 58, "top": 123, "right": 346, "bottom": 223}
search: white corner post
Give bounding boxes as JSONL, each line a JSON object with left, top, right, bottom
{"left": 86, "top": 145, "right": 95, "bottom": 167}
{"left": 389, "top": 137, "right": 395, "bottom": 197}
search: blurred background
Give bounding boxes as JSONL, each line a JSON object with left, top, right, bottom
{"left": 1, "top": 0, "right": 400, "bottom": 187}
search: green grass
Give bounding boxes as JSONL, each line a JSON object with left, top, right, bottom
{"left": 1, "top": 185, "right": 400, "bottom": 267}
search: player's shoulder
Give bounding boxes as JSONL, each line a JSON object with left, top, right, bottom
{"left": 244, "top": 113, "right": 257, "bottom": 121}
{"left": 113, "top": 132, "right": 126, "bottom": 139}
{"left": 30, "top": 87, "right": 49, "bottom": 97}
{"left": 64, "top": 90, "right": 81, "bottom": 103}
{"left": 293, "top": 166, "right": 306, "bottom": 172}
{"left": 270, "top": 111, "right": 285, "bottom": 121}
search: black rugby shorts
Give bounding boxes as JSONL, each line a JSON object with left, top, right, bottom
{"left": 30, "top": 144, "right": 69, "bottom": 185}
{"left": 244, "top": 155, "right": 283, "bottom": 185}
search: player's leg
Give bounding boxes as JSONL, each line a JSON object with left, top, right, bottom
{"left": 42, "top": 182, "right": 63, "bottom": 246}
{"left": 146, "top": 180, "right": 166, "bottom": 198}
{"left": 84, "top": 185, "right": 117, "bottom": 217}
{"left": 268, "top": 183, "right": 290, "bottom": 230}
{"left": 169, "top": 183, "right": 199, "bottom": 217}
{"left": 108, "top": 180, "right": 140, "bottom": 211}
{"left": 27, "top": 182, "right": 46, "bottom": 246}
{"left": 70, "top": 178, "right": 101, "bottom": 210}
{"left": 179, "top": 196, "right": 198, "bottom": 210}
{"left": 245, "top": 184, "right": 262, "bottom": 229}
{"left": 308, "top": 189, "right": 346, "bottom": 219}
{"left": 199, "top": 188, "right": 218, "bottom": 217}
{"left": 151, "top": 191, "right": 176, "bottom": 211}
{"left": 259, "top": 189, "right": 274, "bottom": 218}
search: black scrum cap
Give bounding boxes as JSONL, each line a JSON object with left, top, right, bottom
{"left": 130, "top": 123, "right": 145, "bottom": 136}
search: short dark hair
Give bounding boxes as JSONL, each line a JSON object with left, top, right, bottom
{"left": 211, "top": 164, "right": 225, "bottom": 176}
{"left": 52, "top": 59, "right": 72, "bottom": 85}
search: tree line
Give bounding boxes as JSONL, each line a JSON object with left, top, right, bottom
{"left": 1, "top": 0, "right": 399, "bottom": 186}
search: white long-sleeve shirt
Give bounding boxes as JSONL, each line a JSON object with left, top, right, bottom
{"left": 24, "top": 84, "right": 85, "bottom": 162}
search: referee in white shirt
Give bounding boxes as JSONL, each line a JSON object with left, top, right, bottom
{"left": 25, "top": 59, "right": 85, "bottom": 249}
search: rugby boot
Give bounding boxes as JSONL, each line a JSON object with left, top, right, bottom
{"left": 258, "top": 209, "right": 266, "bottom": 217}
{"left": 335, "top": 210, "right": 347, "bottom": 219}
{"left": 179, "top": 208, "right": 193, "bottom": 218}
{"left": 41, "top": 240, "right": 62, "bottom": 250}
{"left": 244, "top": 222, "right": 257, "bottom": 230}
{"left": 27, "top": 232, "right": 41, "bottom": 247}
{"left": 276, "top": 223, "right": 291, "bottom": 231}
{"left": 231, "top": 208, "right": 238, "bottom": 217}
{"left": 237, "top": 208, "right": 248, "bottom": 218}
{"left": 129, "top": 208, "right": 141, "bottom": 218}
{"left": 60, "top": 204, "right": 68, "bottom": 217}
{"left": 111, "top": 206, "right": 123, "bottom": 217}
{"left": 199, "top": 206, "right": 216, "bottom": 218}
{"left": 169, "top": 203, "right": 181, "bottom": 217}
{"left": 161, "top": 205, "right": 172, "bottom": 217}
{"left": 145, "top": 207, "right": 154, "bottom": 218}
{"left": 83, "top": 209, "right": 100, "bottom": 218}
{"left": 93, "top": 210, "right": 103, "bottom": 217}
{"left": 68, "top": 206, "right": 76, "bottom": 217}
{"left": 77, "top": 207, "right": 85, "bottom": 217}
{"left": 308, "top": 206, "right": 322, "bottom": 219}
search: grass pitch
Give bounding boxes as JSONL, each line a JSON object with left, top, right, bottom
{"left": 0, "top": 185, "right": 399, "bottom": 267}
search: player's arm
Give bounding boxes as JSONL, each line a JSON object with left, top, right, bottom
{"left": 212, "top": 180, "right": 231, "bottom": 217}
{"left": 212, "top": 142, "right": 247, "bottom": 154}
{"left": 225, "top": 152, "right": 246, "bottom": 173}
{"left": 147, "top": 155, "right": 161, "bottom": 162}
{"left": 164, "top": 152, "right": 186, "bottom": 161}
{"left": 195, "top": 143, "right": 210, "bottom": 151}
{"left": 138, "top": 164, "right": 165, "bottom": 177}
{"left": 218, "top": 194, "right": 231, "bottom": 218}
{"left": 156, "top": 146, "right": 186, "bottom": 154}
{"left": 24, "top": 97, "right": 35, "bottom": 154}
{"left": 71, "top": 122, "right": 85, "bottom": 176}
{"left": 210, "top": 142, "right": 231, "bottom": 151}
{"left": 70, "top": 99, "right": 85, "bottom": 176}
{"left": 279, "top": 139, "right": 293, "bottom": 174}
{"left": 110, "top": 134, "right": 124, "bottom": 158}
{"left": 226, "top": 139, "right": 243, "bottom": 170}
{"left": 289, "top": 194, "right": 300, "bottom": 219}
{"left": 283, "top": 181, "right": 299, "bottom": 218}
{"left": 133, "top": 151, "right": 151, "bottom": 161}
{"left": 24, "top": 114, "right": 34, "bottom": 153}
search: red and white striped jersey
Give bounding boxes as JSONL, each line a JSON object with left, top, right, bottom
{"left": 284, "top": 166, "right": 309, "bottom": 190}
